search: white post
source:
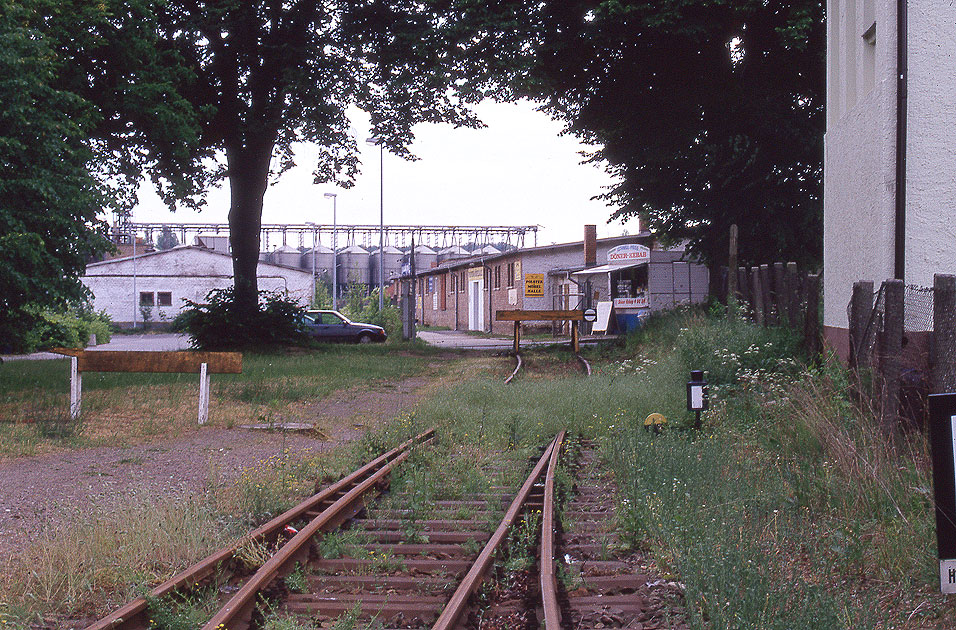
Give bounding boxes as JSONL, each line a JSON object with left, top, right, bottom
{"left": 70, "top": 357, "right": 82, "bottom": 419}
{"left": 198, "top": 362, "right": 210, "bottom": 425}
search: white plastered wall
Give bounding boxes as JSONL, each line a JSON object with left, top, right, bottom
{"left": 82, "top": 247, "right": 313, "bottom": 324}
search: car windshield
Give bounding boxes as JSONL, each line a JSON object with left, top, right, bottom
{"left": 306, "top": 311, "right": 351, "bottom": 325}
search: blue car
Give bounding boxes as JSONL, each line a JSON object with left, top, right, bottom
{"left": 302, "top": 310, "right": 387, "bottom": 344}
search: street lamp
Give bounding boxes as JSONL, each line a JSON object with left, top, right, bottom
{"left": 305, "top": 221, "right": 318, "bottom": 306}
{"left": 366, "top": 136, "right": 384, "bottom": 310}
{"left": 323, "top": 192, "right": 338, "bottom": 311}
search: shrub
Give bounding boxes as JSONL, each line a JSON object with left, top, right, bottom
{"left": 339, "top": 286, "right": 401, "bottom": 341}
{"left": 171, "top": 287, "right": 309, "bottom": 350}
{"left": 15, "top": 306, "right": 112, "bottom": 352}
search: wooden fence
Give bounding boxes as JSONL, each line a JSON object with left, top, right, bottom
{"left": 715, "top": 262, "right": 822, "bottom": 356}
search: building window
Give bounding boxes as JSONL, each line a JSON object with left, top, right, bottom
{"left": 139, "top": 292, "right": 154, "bottom": 306}
{"left": 459, "top": 271, "right": 466, "bottom": 292}
{"left": 157, "top": 292, "right": 172, "bottom": 307}
{"left": 507, "top": 262, "right": 516, "bottom": 288}
{"left": 450, "top": 274, "right": 456, "bottom": 293}
{"left": 494, "top": 265, "right": 501, "bottom": 289}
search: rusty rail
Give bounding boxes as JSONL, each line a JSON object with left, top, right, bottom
{"left": 504, "top": 352, "right": 523, "bottom": 384}
{"left": 540, "top": 430, "right": 567, "bottom": 629}
{"left": 86, "top": 428, "right": 435, "bottom": 630}
{"left": 431, "top": 432, "right": 562, "bottom": 630}
{"left": 576, "top": 354, "right": 592, "bottom": 376}
{"left": 201, "top": 441, "right": 422, "bottom": 630}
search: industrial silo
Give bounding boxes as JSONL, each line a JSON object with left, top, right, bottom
{"left": 410, "top": 244, "right": 438, "bottom": 271}
{"left": 272, "top": 244, "right": 300, "bottom": 268}
{"left": 437, "top": 245, "right": 471, "bottom": 263}
{"left": 301, "top": 243, "right": 334, "bottom": 276}
{"left": 338, "top": 244, "right": 370, "bottom": 287}
{"left": 370, "top": 245, "right": 403, "bottom": 285}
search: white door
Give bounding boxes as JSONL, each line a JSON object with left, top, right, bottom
{"left": 468, "top": 279, "right": 484, "bottom": 331}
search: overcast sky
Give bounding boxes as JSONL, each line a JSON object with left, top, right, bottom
{"left": 130, "top": 99, "right": 636, "bottom": 247}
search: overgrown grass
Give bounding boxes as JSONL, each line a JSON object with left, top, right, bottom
{"left": 4, "top": 308, "right": 953, "bottom": 628}
{"left": 0, "top": 346, "right": 432, "bottom": 458}
{"left": 387, "top": 307, "right": 954, "bottom": 628}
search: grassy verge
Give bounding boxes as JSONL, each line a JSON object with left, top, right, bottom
{"left": 4, "top": 309, "right": 952, "bottom": 628}
{"left": 386, "top": 308, "right": 955, "bottom": 627}
{"left": 0, "top": 345, "right": 433, "bottom": 458}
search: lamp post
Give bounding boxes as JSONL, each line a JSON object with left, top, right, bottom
{"left": 305, "top": 221, "right": 317, "bottom": 306}
{"left": 323, "top": 192, "right": 338, "bottom": 311}
{"left": 366, "top": 136, "right": 384, "bottom": 310}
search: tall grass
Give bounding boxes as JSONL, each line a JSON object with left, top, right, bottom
{"left": 0, "top": 347, "right": 432, "bottom": 457}
{"left": 399, "top": 308, "right": 953, "bottom": 628}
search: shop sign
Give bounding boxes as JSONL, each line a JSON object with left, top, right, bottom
{"left": 607, "top": 244, "right": 650, "bottom": 265}
{"left": 525, "top": 273, "right": 544, "bottom": 297}
{"left": 614, "top": 296, "right": 649, "bottom": 309}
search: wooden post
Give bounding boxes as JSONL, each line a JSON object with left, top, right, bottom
{"left": 880, "top": 280, "right": 904, "bottom": 434}
{"left": 933, "top": 274, "right": 956, "bottom": 393}
{"left": 759, "top": 264, "right": 774, "bottom": 326}
{"left": 198, "top": 362, "right": 210, "bottom": 425}
{"left": 514, "top": 321, "right": 520, "bottom": 355}
{"left": 571, "top": 320, "right": 580, "bottom": 354}
{"left": 70, "top": 357, "right": 82, "bottom": 419}
{"left": 727, "top": 225, "right": 738, "bottom": 308}
{"left": 804, "top": 274, "right": 821, "bottom": 357}
{"left": 773, "top": 263, "right": 787, "bottom": 326}
{"left": 751, "top": 267, "right": 765, "bottom": 326}
{"left": 849, "top": 281, "right": 875, "bottom": 371}
{"left": 737, "top": 266, "right": 750, "bottom": 315}
{"left": 786, "top": 262, "right": 800, "bottom": 328}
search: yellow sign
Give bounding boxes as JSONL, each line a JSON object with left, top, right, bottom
{"left": 525, "top": 273, "right": 544, "bottom": 297}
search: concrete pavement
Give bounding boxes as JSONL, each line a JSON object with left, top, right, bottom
{"left": 1, "top": 333, "right": 191, "bottom": 362}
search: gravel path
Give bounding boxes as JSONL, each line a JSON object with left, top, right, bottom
{"left": 0, "top": 372, "right": 437, "bottom": 561}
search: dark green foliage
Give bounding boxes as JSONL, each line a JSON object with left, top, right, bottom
{"left": 340, "top": 286, "right": 401, "bottom": 341}
{"left": 155, "top": 227, "right": 180, "bottom": 250}
{"left": 0, "top": 1, "right": 112, "bottom": 353}
{"left": 22, "top": 307, "right": 113, "bottom": 352}
{"left": 171, "top": 288, "right": 309, "bottom": 350}
{"left": 521, "top": 0, "right": 825, "bottom": 268}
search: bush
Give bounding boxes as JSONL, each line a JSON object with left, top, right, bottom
{"left": 339, "top": 286, "right": 401, "bottom": 341}
{"left": 15, "top": 306, "right": 112, "bottom": 353}
{"left": 171, "top": 287, "right": 309, "bottom": 350}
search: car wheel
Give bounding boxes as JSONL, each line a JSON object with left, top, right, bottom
{"left": 358, "top": 333, "right": 373, "bottom": 344}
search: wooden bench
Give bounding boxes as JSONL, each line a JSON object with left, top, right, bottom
{"left": 51, "top": 349, "right": 242, "bottom": 424}
{"left": 495, "top": 310, "right": 584, "bottom": 353}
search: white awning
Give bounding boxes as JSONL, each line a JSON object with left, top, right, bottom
{"left": 571, "top": 261, "right": 647, "bottom": 277}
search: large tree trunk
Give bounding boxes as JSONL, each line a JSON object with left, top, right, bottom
{"left": 227, "top": 136, "right": 274, "bottom": 318}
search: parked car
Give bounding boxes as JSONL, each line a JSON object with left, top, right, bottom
{"left": 301, "top": 310, "right": 387, "bottom": 344}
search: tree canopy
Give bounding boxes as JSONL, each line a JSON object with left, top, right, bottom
{"left": 521, "top": 0, "right": 825, "bottom": 269}
{"left": 0, "top": 0, "right": 111, "bottom": 351}
{"left": 51, "top": 0, "right": 537, "bottom": 314}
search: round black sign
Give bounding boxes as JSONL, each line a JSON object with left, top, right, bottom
{"left": 583, "top": 308, "right": 597, "bottom": 323}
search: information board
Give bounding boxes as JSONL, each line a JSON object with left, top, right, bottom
{"left": 930, "top": 393, "right": 956, "bottom": 593}
{"left": 592, "top": 301, "right": 614, "bottom": 333}
{"left": 525, "top": 273, "right": 544, "bottom": 297}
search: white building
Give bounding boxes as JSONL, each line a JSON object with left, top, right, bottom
{"left": 824, "top": 0, "right": 956, "bottom": 357}
{"left": 82, "top": 246, "right": 314, "bottom": 326}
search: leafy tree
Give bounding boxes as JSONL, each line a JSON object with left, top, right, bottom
{"left": 0, "top": 0, "right": 112, "bottom": 352}
{"left": 156, "top": 226, "right": 180, "bottom": 250}
{"left": 67, "top": 1, "right": 535, "bottom": 317}
{"left": 522, "top": 0, "right": 825, "bottom": 269}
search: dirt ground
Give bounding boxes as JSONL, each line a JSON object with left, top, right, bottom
{"left": 0, "top": 369, "right": 443, "bottom": 561}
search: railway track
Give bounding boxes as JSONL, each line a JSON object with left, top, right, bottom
{"left": 87, "top": 432, "right": 684, "bottom": 630}
{"left": 504, "top": 352, "right": 590, "bottom": 384}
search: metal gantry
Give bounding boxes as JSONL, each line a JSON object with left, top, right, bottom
{"left": 121, "top": 222, "right": 540, "bottom": 251}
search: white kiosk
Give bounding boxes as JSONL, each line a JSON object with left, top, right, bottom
{"left": 572, "top": 243, "right": 651, "bottom": 333}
